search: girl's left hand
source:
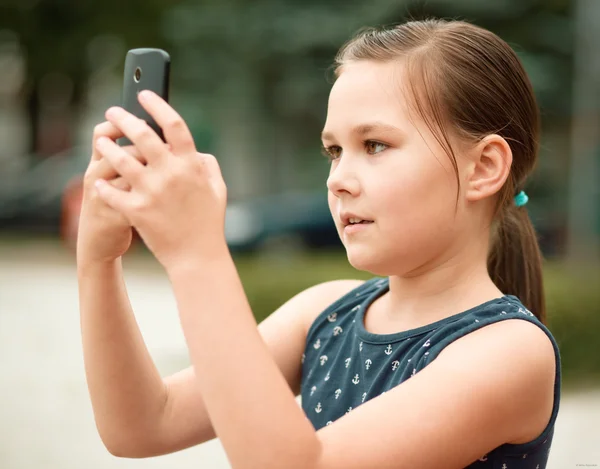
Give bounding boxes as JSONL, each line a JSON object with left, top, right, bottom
{"left": 93, "top": 90, "right": 228, "bottom": 271}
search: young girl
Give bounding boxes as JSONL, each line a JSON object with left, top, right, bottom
{"left": 77, "top": 18, "right": 561, "bottom": 469}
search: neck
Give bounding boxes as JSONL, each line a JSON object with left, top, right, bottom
{"left": 381, "top": 234, "right": 503, "bottom": 323}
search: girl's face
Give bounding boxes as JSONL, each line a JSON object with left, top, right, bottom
{"left": 323, "top": 60, "right": 477, "bottom": 275}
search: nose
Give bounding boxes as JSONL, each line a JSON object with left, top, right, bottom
{"left": 326, "top": 158, "right": 361, "bottom": 197}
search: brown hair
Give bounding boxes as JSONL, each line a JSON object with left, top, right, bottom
{"left": 334, "top": 19, "right": 546, "bottom": 324}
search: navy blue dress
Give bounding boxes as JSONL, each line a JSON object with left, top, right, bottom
{"left": 301, "top": 277, "right": 561, "bottom": 468}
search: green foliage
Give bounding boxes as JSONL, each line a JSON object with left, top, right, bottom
{"left": 544, "top": 263, "right": 600, "bottom": 387}
{"left": 233, "top": 250, "right": 600, "bottom": 387}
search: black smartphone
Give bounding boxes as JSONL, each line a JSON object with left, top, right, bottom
{"left": 119, "top": 48, "right": 170, "bottom": 146}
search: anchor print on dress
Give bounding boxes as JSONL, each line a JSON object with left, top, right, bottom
{"left": 423, "top": 339, "right": 431, "bottom": 348}
{"left": 392, "top": 360, "right": 400, "bottom": 370}
{"left": 362, "top": 392, "right": 367, "bottom": 403}
{"left": 333, "top": 326, "right": 343, "bottom": 337}
{"left": 334, "top": 389, "right": 342, "bottom": 399}
{"left": 518, "top": 306, "right": 534, "bottom": 317}
{"left": 501, "top": 464, "right": 507, "bottom": 469}
{"left": 324, "top": 371, "right": 330, "bottom": 381}
{"left": 411, "top": 368, "right": 417, "bottom": 377}
{"left": 346, "top": 407, "right": 353, "bottom": 414}
{"left": 345, "top": 358, "right": 352, "bottom": 368}
{"left": 365, "top": 359, "right": 372, "bottom": 370}
{"left": 320, "top": 355, "right": 328, "bottom": 366}
{"left": 479, "top": 454, "right": 488, "bottom": 462}
{"left": 313, "top": 339, "right": 321, "bottom": 350}
{"left": 310, "top": 386, "right": 317, "bottom": 396}
{"left": 359, "top": 341, "right": 363, "bottom": 352}
{"left": 327, "top": 312, "right": 338, "bottom": 322}
{"left": 351, "top": 305, "right": 361, "bottom": 313}
{"left": 384, "top": 344, "right": 393, "bottom": 355}
{"left": 315, "top": 402, "right": 322, "bottom": 413}
{"left": 326, "top": 421, "right": 333, "bottom": 426}
{"left": 352, "top": 374, "right": 360, "bottom": 384}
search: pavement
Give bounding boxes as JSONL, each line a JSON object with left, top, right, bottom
{"left": 0, "top": 238, "right": 598, "bottom": 469}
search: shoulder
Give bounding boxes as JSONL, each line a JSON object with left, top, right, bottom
{"left": 434, "top": 317, "right": 558, "bottom": 443}
{"left": 313, "top": 317, "right": 558, "bottom": 468}
{"left": 437, "top": 317, "right": 557, "bottom": 385}
{"left": 295, "top": 279, "right": 368, "bottom": 336}
{"left": 259, "top": 278, "right": 368, "bottom": 348}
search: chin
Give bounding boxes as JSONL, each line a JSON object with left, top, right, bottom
{"left": 345, "top": 242, "right": 426, "bottom": 277}
{"left": 345, "top": 246, "right": 394, "bottom": 276}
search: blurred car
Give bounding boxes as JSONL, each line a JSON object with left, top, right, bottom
{"left": 224, "top": 190, "right": 341, "bottom": 253}
{"left": 0, "top": 147, "right": 342, "bottom": 252}
{"left": 0, "top": 146, "right": 89, "bottom": 237}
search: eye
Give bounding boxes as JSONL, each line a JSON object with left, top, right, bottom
{"left": 365, "top": 140, "right": 388, "bottom": 155}
{"left": 321, "top": 145, "right": 342, "bottom": 162}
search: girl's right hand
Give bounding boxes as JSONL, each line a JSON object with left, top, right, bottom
{"left": 76, "top": 122, "right": 140, "bottom": 266}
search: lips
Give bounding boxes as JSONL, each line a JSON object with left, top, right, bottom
{"left": 340, "top": 212, "right": 374, "bottom": 227}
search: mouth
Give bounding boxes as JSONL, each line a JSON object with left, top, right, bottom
{"left": 340, "top": 214, "right": 375, "bottom": 227}
{"left": 342, "top": 219, "right": 374, "bottom": 235}
{"left": 345, "top": 219, "right": 374, "bottom": 226}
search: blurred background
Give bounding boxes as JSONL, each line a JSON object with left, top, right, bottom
{"left": 0, "top": 0, "right": 599, "bottom": 468}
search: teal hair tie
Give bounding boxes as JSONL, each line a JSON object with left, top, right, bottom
{"left": 514, "top": 190, "right": 529, "bottom": 207}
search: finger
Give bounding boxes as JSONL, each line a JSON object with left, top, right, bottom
{"left": 137, "top": 90, "right": 196, "bottom": 157}
{"left": 94, "top": 143, "right": 170, "bottom": 180}
{"left": 94, "top": 179, "right": 132, "bottom": 215}
{"left": 105, "top": 106, "right": 168, "bottom": 166}
{"left": 95, "top": 136, "right": 146, "bottom": 187}
{"left": 91, "top": 121, "right": 124, "bottom": 161}
{"left": 110, "top": 176, "right": 131, "bottom": 191}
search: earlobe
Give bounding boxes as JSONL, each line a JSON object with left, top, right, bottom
{"left": 465, "top": 135, "right": 512, "bottom": 203}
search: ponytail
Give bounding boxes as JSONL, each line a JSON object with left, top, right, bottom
{"left": 488, "top": 203, "right": 546, "bottom": 324}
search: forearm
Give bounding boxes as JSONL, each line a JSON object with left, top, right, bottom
{"left": 78, "top": 257, "right": 167, "bottom": 453}
{"left": 167, "top": 250, "right": 321, "bottom": 469}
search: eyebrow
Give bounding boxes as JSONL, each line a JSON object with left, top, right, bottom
{"left": 321, "top": 122, "right": 403, "bottom": 141}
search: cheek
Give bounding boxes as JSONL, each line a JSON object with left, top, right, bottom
{"left": 328, "top": 191, "right": 343, "bottom": 232}
{"left": 375, "top": 154, "right": 459, "bottom": 237}
{"left": 327, "top": 191, "right": 337, "bottom": 218}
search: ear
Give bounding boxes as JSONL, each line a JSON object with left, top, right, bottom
{"left": 464, "top": 134, "right": 512, "bottom": 203}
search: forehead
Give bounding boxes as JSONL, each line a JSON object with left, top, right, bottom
{"left": 325, "top": 60, "right": 411, "bottom": 131}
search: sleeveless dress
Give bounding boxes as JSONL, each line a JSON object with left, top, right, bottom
{"left": 300, "top": 277, "right": 561, "bottom": 468}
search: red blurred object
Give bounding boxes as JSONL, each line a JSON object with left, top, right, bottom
{"left": 60, "top": 175, "right": 141, "bottom": 254}
{"left": 60, "top": 175, "right": 84, "bottom": 252}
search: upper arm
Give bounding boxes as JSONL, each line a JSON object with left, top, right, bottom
{"left": 156, "top": 279, "right": 365, "bottom": 454}
{"left": 313, "top": 319, "right": 557, "bottom": 469}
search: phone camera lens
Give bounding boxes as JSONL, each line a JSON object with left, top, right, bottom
{"left": 134, "top": 67, "right": 142, "bottom": 83}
